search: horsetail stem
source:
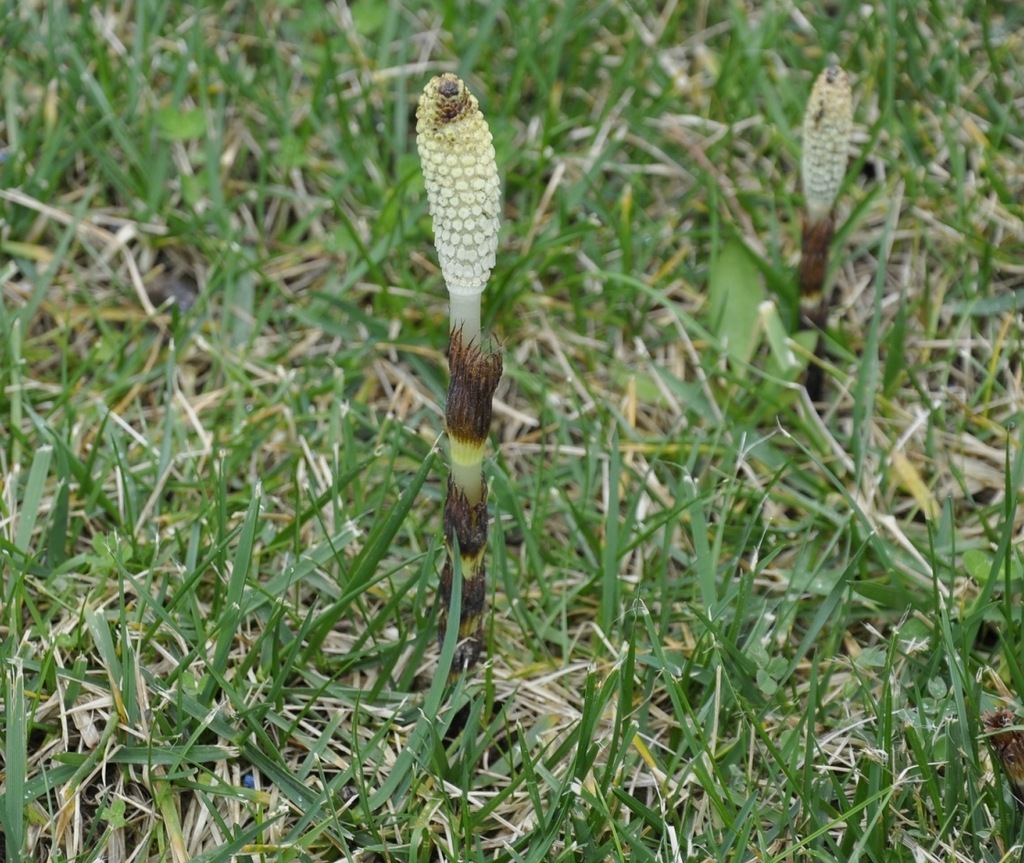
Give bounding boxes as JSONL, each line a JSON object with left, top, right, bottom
{"left": 417, "top": 73, "right": 503, "bottom": 673}
{"left": 799, "top": 64, "right": 852, "bottom": 399}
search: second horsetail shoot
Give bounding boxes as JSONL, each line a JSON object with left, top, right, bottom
{"left": 416, "top": 73, "right": 503, "bottom": 674}
{"left": 799, "top": 64, "right": 852, "bottom": 400}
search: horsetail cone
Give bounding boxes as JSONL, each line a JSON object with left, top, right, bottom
{"left": 416, "top": 73, "right": 501, "bottom": 346}
{"left": 801, "top": 65, "right": 853, "bottom": 225}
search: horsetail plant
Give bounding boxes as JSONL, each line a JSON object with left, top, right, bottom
{"left": 417, "top": 73, "right": 502, "bottom": 674}
{"left": 799, "top": 64, "right": 852, "bottom": 400}
{"left": 982, "top": 707, "right": 1024, "bottom": 808}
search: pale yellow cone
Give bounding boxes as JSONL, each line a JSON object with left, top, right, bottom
{"left": 801, "top": 65, "right": 853, "bottom": 225}
{"left": 416, "top": 73, "right": 501, "bottom": 345}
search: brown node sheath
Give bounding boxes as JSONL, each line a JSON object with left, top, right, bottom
{"left": 443, "top": 474, "right": 490, "bottom": 558}
{"left": 798, "top": 211, "right": 835, "bottom": 325}
{"left": 982, "top": 708, "right": 1024, "bottom": 807}
{"left": 446, "top": 328, "right": 503, "bottom": 445}
{"left": 438, "top": 556, "right": 486, "bottom": 673}
{"left": 798, "top": 211, "right": 836, "bottom": 402}
{"left": 439, "top": 476, "right": 489, "bottom": 674}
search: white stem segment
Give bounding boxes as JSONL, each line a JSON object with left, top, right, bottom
{"left": 801, "top": 65, "right": 853, "bottom": 225}
{"left": 448, "top": 292, "right": 481, "bottom": 347}
{"left": 416, "top": 74, "right": 501, "bottom": 346}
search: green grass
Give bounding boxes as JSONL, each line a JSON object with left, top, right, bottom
{"left": 1, "top": 0, "right": 1023, "bottom": 860}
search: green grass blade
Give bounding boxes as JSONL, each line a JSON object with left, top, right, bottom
{"left": 3, "top": 658, "right": 27, "bottom": 862}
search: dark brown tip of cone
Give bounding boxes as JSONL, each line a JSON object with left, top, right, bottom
{"left": 799, "top": 213, "right": 835, "bottom": 306}
{"left": 438, "top": 75, "right": 460, "bottom": 98}
{"left": 433, "top": 74, "right": 472, "bottom": 124}
{"left": 447, "top": 329, "right": 503, "bottom": 444}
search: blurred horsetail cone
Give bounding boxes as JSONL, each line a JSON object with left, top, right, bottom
{"left": 416, "top": 73, "right": 501, "bottom": 345}
{"left": 801, "top": 65, "right": 853, "bottom": 225}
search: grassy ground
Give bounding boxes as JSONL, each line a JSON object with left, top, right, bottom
{"left": 1, "top": 0, "right": 1023, "bottom": 860}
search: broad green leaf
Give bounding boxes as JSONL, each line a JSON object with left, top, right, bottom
{"left": 708, "top": 239, "right": 765, "bottom": 369}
